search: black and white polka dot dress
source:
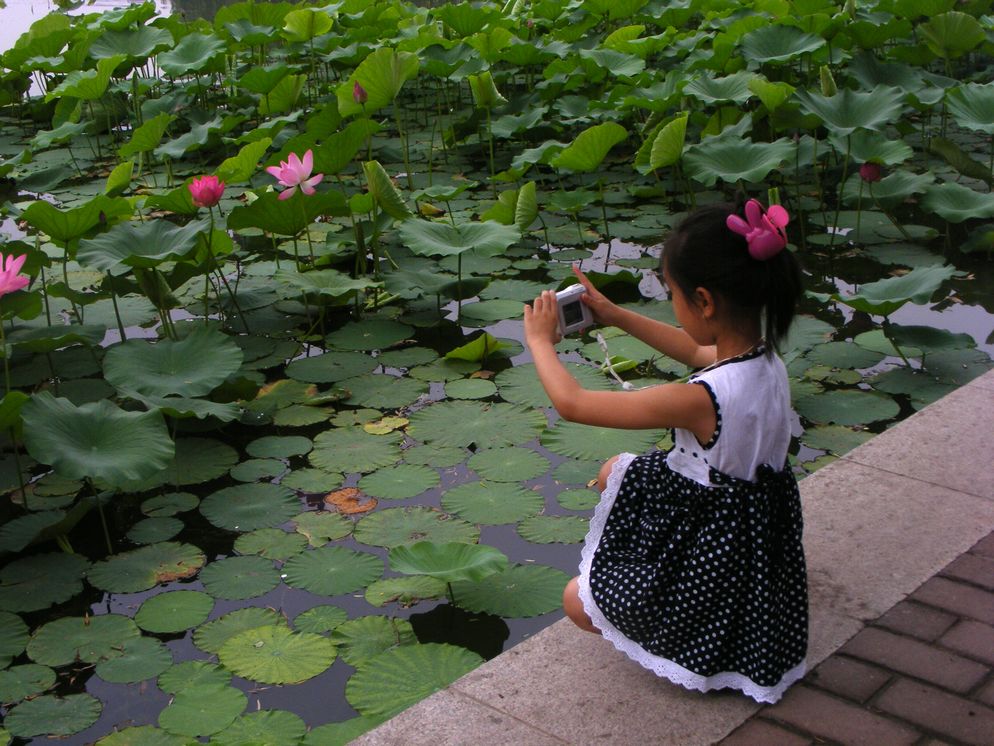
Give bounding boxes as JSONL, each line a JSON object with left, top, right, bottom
{"left": 577, "top": 347, "right": 808, "bottom": 703}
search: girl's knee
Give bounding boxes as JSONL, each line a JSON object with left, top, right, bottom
{"left": 563, "top": 577, "right": 599, "bottom": 634}
{"left": 597, "top": 455, "right": 621, "bottom": 492}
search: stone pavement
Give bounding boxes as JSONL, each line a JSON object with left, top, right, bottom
{"left": 356, "top": 369, "right": 994, "bottom": 746}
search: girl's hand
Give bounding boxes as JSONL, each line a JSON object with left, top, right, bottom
{"left": 523, "top": 290, "right": 562, "bottom": 348}
{"left": 572, "top": 265, "right": 617, "bottom": 326}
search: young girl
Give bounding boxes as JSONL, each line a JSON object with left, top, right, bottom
{"left": 523, "top": 200, "right": 807, "bottom": 704}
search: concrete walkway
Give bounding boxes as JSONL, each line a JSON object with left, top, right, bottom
{"left": 356, "top": 369, "right": 994, "bottom": 746}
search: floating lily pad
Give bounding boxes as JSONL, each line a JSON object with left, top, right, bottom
{"left": 364, "top": 576, "right": 447, "bottom": 607}
{"left": 158, "top": 684, "right": 246, "bottom": 738}
{"left": 800, "top": 425, "right": 874, "bottom": 455}
{"left": 517, "top": 515, "right": 588, "bottom": 544}
{"left": 193, "top": 608, "right": 283, "bottom": 655}
{"left": 853, "top": 329, "right": 923, "bottom": 359}
{"left": 340, "top": 374, "right": 428, "bottom": 409}
{"left": 246, "top": 435, "right": 313, "bottom": 459}
{"left": 229, "top": 458, "right": 285, "bottom": 482}
{"left": 87, "top": 542, "right": 205, "bottom": 593}
{"left": 556, "top": 487, "right": 600, "bottom": 510}
{"left": 141, "top": 491, "right": 199, "bottom": 517}
{"left": 806, "top": 341, "right": 886, "bottom": 369}
{"left": 442, "top": 481, "right": 545, "bottom": 525}
{"left": 402, "top": 444, "right": 466, "bottom": 468}
{"left": 358, "top": 464, "right": 440, "bottom": 500}
{"left": 920, "top": 348, "right": 992, "bottom": 385}
{"left": 444, "top": 378, "right": 498, "bottom": 399}
{"left": 0, "top": 552, "right": 90, "bottom": 613}
{"left": 234, "top": 528, "right": 308, "bottom": 560}
{"left": 286, "top": 351, "right": 377, "bottom": 383}
{"left": 330, "top": 616, "right": 417, "bottom": 668}
{"left": 199, "top": 555, "right": 280, "bottom": 600}
{"left": 452, "top": 564, "right": 569, "bottom": 618}
{"left": 309, "top": 429, "right": 403, "bottom": 474}
{"left": 273, "top": 404, "right": 332, "bottom": 427}
{"left": 551, "top": 460, "right": 601, "bottom": 485}
{"left": 326, "top": 319, "right": 413, "bottom": 351}
{"left": 467, "top": 447, "right": 550, "bottom": 482}
{"left": 5, "top": 693, "right": 102, "bottom": 738}
{"left": 495, "top": 362, "right": 611, "bottom": 407}
{"left": 219, "top": 625, "right": 336, "bottom": 685}
{"left": 0, "top": 664, "right": 56, "bottom": 704}
{"left": 200, "top": 483, "right": 299, "bottom": 532}
{"left": 377, "top": 346, "right": 438, "bottom": 369}
{"left": 126, "top": 516, "right": 183, "bottom": 545}
{"left": 353, "top": 507, "right": 479, "bottom": 548}
{"left": 345, "top": 643, "right": 483, "bottom": 718}
{"left": 135, "top": 590, "right": 214, "bottom": 633}
{"left": 0, "top": 612, "right": 27, "bottom": 668}
{"left": 158, "top": 661, "right": 232, "bottom": 694}
{"left": 96, "top": 725, "right": 188, "bottom": 745}
{"left": 0, "top": 510, "right": 67, "bottom": 554}
{"left": 291, "top": 511, "right": 353, "bottom": 546}
{"left": 302, "top": 716, "right": 388, "bottom": 746}
{"left": 293, "top": 605, "right": 348, "bottom": 635}
{"left": 283, "top": 546, "right": 384, "bottom": 596}
{"left": 212, "top": 710, "right": 308, "bottom": 746}
{"left": 27, "top": 614, "right": 140, "bottom": 667}
{"left": 125, "top": 438, "right": 239, "bottom": 489}
{"left": 282, "top": 468, "right": 343, "bottom": 493}
{"left": 541, "top": 422, "right": 664, "bottom": 461}
{"left": 408, "top": 358, "right": 481, "bottom": 382}
{"left": 388, "top": 541, "right": 508, "bottom": 584}
{"left": 95, "top": 636, "right": 173, "bottom": 684}
{"left": 407, "top": 401, "right": 546, "bottom": 449}
{"left": 795, "top": 388, "right": 900, "bottom": 426}
{"left": 870, "top": 367, "right": 958, "bottom": 409}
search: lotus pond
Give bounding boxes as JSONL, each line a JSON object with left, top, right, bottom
{"left": 0, "top": 0, "right": 992, "bottom": 742}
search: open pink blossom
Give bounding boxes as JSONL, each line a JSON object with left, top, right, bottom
{"left": 0, "top": 253, "right": 29, "bottom": 299}
{"left": 189, "top": 175, "right": 225, "bottom": 208}
{"left": 266, "top": 150, "right": 324, "bottom": 201}
{"left": 353, "top": 81, "right": 368, "bottom": 105}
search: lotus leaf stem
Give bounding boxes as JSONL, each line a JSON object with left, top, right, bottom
{"left": 87, "top": 479, "right": 114, "bottom": 556}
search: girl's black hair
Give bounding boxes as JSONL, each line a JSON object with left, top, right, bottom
{"left": 662, "top": 202, "right": 803, "bottom": 353}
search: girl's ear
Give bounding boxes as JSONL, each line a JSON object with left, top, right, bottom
{"left": 694, "top": 287, "right": 717, "bottom": 319}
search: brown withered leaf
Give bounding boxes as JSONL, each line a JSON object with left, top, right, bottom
{"left": 324, "top": 487, "right": 377, "bottom": 515}
{"left": 471, "top": 370, "right": 495, "bottom": 380}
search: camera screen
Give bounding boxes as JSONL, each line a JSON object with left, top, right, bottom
{"left": 562, "top": 300, "right": 583, "bottom": 326}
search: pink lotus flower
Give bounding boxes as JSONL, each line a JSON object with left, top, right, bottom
{"left": 266, "top": 150, "right": 324, "bottom": 201}
{"left": 353, "top": 81, "right": 368, "bottom": 105}
{"left": 859, "top": 163, "right": 882, "bottom": 183}
{"left": 189, "top": 175, "right": 225, "bottom": 208}
{"left": 0, "top": 253, "right": 29, "bottom": 299}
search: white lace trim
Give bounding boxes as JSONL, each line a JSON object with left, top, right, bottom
{"left": 577, "top": 452, "right": 806, "bottom": 705}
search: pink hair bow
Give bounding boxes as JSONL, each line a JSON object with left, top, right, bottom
{"left": 726, "top": 199, "right": 789, "bottom": 261}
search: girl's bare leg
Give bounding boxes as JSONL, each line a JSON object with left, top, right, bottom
{"left": 563, "top": 577, "right": 600, "bottom": 633}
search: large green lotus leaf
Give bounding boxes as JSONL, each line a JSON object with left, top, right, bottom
{"left": 227, "top": 190, "right": 348, "bottom": 237}
{"left": 684, "top": 137, "right": 794, "bottom": 186}
{"left": 377, "top": 346, "right": 438, "bottom": 369}
{"left": 160, "top": 661, "right": 230, "bottom": 694}
{"left": 0, "top": 510, "right": 66, "bottom": 554}
{"left": 87, "top": 542, "right": 206, "bottom": 593}
{"left": 22, "top": 393, "right": 173, "bottom": 488}
{"left": 157, "top": 32, "right": 226, "bottom": 76}
{"left": 6, "top": 324, "right": 106, "bottom": 355}
{"left": 830, "top": 264, "right": 956, "bottom": 317}
{"left": 541, "top": 421, "right": 665, "bottom": 461}
{"left": 467, "top": 447, "right": 550, "bottom": 482}
{"left": 551, "top": 122, "right": 627, "bottom": 173}
{"left": 0, "top": 664, "right": 56, "bottom": 704}
{"left": 19, "top": 194, "right": 132, "bottom": 246}
{"left": 229, "top": 458, "right": 285, "bottom": 482}
{"left": 0, "top": 552, "right": 89, "bottom": 613}
{"left": 452, "top": 564, "right": 569, "bottom": 618}
{"left": 358, "top": 464, "right": 440, "bottom": 500}
{"left": 921, "top": 182, "right": 994, "bottom": 223}
{"left": 782, "top": 315, "right": 835, "bottom": 356}
{"left": 407, "top": 401, "right": 546, "bottom": 449}
{"left": 806, "top": 341, "right": 886, "bottom": 369}
{"left": 853, "top": 329, "right": 922, "bottom": 359}
{"left": 363, "top": 160, "right": 413, "bottom": 220}
{"left": 287, "top": 351, "right": 377, "bottom": 383}
{"left": 885, "top": 324, "right": 976, "bottom": 353}
{"left": 291, "top": 511, "right": 353, "bottom": 546}
{"left": 793, "top": 85, "right": 905, "bottom": 136}
{"left": 365, "top": 575, "right": 447, "bottom": 607}
{"left": 135, "top": 590, "right": 214, "bottom": 633}
{"left": 946, "top": 82, "right": 994, "bottom": 135}
{"left": 495, "top": 363, "right": 612, "bottom": 408}
{"left": 219, "top": 625, "right": 336, "bottom": 685}
{"left": 920, "top": 10, "right": 985, "bottom": 58}
{"left": 517, "top": 515, "right": 589, "bottom": 544}
{"left": 739, "top": 25, "right": 825, "bottom": 64}
{"left": 158, "top": 684, "right": 247, "bottom": 737}
{"left": 103, "top": 327, "right": 243, "bottom": 397}
{"left": 283, "top": 546, "right": 383, "bottom": 595}
{"left": 199, "top": 555, "right": 280, "bottom": 600}
{"left": 309, "top": 429, "right": 403, "bottom": 474}
{"left": 336, "top": 47, "right": 419, "bottom": 118}
{"left": 795, "top": 388, "right": 900, "bottom": 426}
{"left": 274, "top": 405, "right": 333, "bottom": 427}
{"left": 94, "top": 636, "right": 173, "bottom": 684}
{"left": 77, "top": 219, "right": 207, "bottom": 275}
{"left": 89, "top": 26, "right": 173, "bottom": 60}
{"left": 0, "top": 611, "right": 28, "bottom": 667}
{"left": 389, "top": 541, "right": 508, "bottom": 584}
{"left": 200, "top": 483, "right": 299, "bottom": 532}
{"left": 402, "top": 444, "right": 466, "bottom": 468}
{"left": 645, "top": 113, "right": 689, "bottom": 172}
{"left": 27, "top": 614, "right": 139, "bottom": 666}
{"left": 442, "top": 481, "right": 545, "bottom": 525}
{"left": 920, "top": 348, "right": 992, "bottom": 385}
{"left": 340, "top": 374, "right": 428, "bottom": 409}
{"left": 842, "top": 170, "right": 934, "bottom": 210}
{"left": 45, "top": 54, "right": 125, "bottom": 101}
{"left": 276, "top": 267, "right": 383, "bottom": 300}
{"left": 478, "top": 278, "right": 547, "bottom": 303}
{"left": 212, "top": 710, "right": 308, "bottom": 746}
{"left": 126, "top": 516, "right": 183, "bottom": 545}
{"left": 326, "top": 319, "right": 413, "bottom": 351}
{"left": 353, "top": 507, "right": 479, "bottom": 548}
{"left": 283, "top": 6, "right": 334, "bottom": 41}
{"left": 193, "top": 608, "right": 283, "bottom": 655}
{"left": 5, "top": 693, "right": 101, "bottom": 738}
{"left": 293, "top": 604, "right": 348, "bottom": 635}
{"left": 445, "top": 333, "right": 512, "bottom": 363}
{"left": 829, "top": 130, "right": 914, "bottom": 167}
{"left": 869, "top": 367, "right": 957, "bottom": 409}
{"left": 445, "top": 378, "right": 498, "bottom": 400}
{"left": 331, "top": 616, "right": 417, "bottom": 668}
{"left": 96, "top": 725, "right": 189, "bottom": 745}
{"left": 683, "top": 71, "right": 755, "bottom": 104}
{"left": 234, "top": 528, "right": 308, "bottom": 561}
{"left": 301, "top": 716, "right": 388, "bottom": 746}
{"left": 399, "top": 219, "right": 521, "bottom": 259}
{"left": 801, "top": 425, "right": 874, "bottom": 455}
{"left": 346, "top": 643, "right": 482, "bottom": 718}
{"left": 141, "top": 491, "right": 199, "bottom": 517}
{"left": 245, "top": 435, "right": 312, "bottom": 459}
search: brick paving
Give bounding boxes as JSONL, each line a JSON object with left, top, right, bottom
{"left": 721, "top": 531, "right": 994, "bottom": 746}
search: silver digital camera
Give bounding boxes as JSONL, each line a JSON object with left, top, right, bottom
{"left": 555, "top": 284, "right": 594, "bottom": 336}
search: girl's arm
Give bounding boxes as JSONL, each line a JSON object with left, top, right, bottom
{"left": 524, "top": 291, "right": 716, "bottom": 442}
{"left": 571, "top": 266, "right": 716, "bottom": 369}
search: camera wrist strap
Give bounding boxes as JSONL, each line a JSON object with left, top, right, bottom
{"left": 594, "top": 332, "right": 635, "bottom": 391}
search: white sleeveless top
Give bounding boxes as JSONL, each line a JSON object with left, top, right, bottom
{"left": 666, "top": 348, "right": 792, "bottom": 486}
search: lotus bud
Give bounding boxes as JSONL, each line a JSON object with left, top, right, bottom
{"left": 859, "top": 162, "right": 882, "bottom": 183}
{"left": 819, "top": 66, "right": 837, "bottom": 97}
{"left": 353, "top": 81, "right": 368, "bottom": 105}
{"left": 844, "top": 0, "right": 856, "bottom": 18}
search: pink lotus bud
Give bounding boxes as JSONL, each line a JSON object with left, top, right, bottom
{"left": 353, "top": 81, "right": 368, "bottom": 105}
{"left": 189, "top": 175, "right": 226, "bottom": 208}
{"left": 859, "top": 163, "right": 882, "bottom": 183}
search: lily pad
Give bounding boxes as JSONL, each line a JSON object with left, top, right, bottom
{"left": 5, "top": 694, "right": 102, "bottom": 738}
{"left": 402, "top": 444, "right": 467, "bottom": 468}
{"left": 229, "top": 458, "right": 285, "bottom": 482}
{"left": 442, "top": 481, "right": 545, "bottom": 525}
{"left": 141, "top": 491, "right": 199, "bottom": 517}
{"left": 309, "top": 428, "right": 403, "bottom": 474}
{"left": 87, "top": 542, "right": 206, "bottom": 593}
{"left": 551, "top": 460, "right": 601, "bottom": 485}
{"left": 495, "top": 363, "right": 612, "bottom": 407}
{"left": 326, "top": 319, "right": 413, "bottom": 351}
{"left": 407, "top": 401, "right": 546, "bottom": 449}
{"left": 340, "top": 374, "right": 428, "bottom": 409}
{"left": 282, "top": 468, "right": 344, "bottom": 493}
{"left": 219, "top": 625, "right": 336, "bottom": 685}
{"left": 517, "top": 515, "right": 589, "bottom": 544}
{"left": 302, "top": 717, "right": 388, "bottom": 746}
{"left": 234, "top": 528, "right": 308, "bottom": 560}
{"left": 96, "top": 725, "right": 189, "bottom": 745}
{"left": 365, "top": 576, "right": 447, "bottom": 607}
{"left": 353, "top": 507, "right": 479, "bottom": 548}
{"left": 795, "top": 388, "right": 900, "bottom": 426}
{"left": 126, "top": 516, "right": 183, "bottom": 545}
{"left": 135, "top": 590, "right": 214, "bottom": 633}
{"left": 199, "top": 555, "right": 280, "bottom": 600}
{"left": 27, "top": 614, "right": 139, "bottom": 667}
{"left": 0, "top": 612, "right": 28, "bottom": 668}
{"left": 293, "top": 605, "right": 348, "bottom": 635}
{"left": 358, "top": 464, "right": 440, "bottom": 500}
{"left": 212, "top": 710, "right": 308, "bottom": 746}
{"left": 801, "top": 425, "right": 874, "bottom": 455}
{"left": 0, "top": 552, "right": 89, "bottom": 613}
{"left": 806, "top": 341, "right": 886, "bottom": 369}
{"left": 125, "top": 438, "right": 238, "bottom": 489}
{"left": 282, "top": 546, "right": 384, "bottom": 596}
{"left": 870, "top": 367, "right": 958, "bottom": 409}
{"left": 200, "top": 483, "right": 299, "bottom": 532}
{"left": 0, "top": 664, "right": 56, "bottom": 704}
{"left": 556, "top": 487, "right": 600, "bottom": 510}
{"left": 246, "top": 435, "right": 313, "bottom": 459}
{"left": 330, "top": 616, "right": 417, "bottom": 667}
{"left": 158, "top": 684, "right": 246, "bottom": 738}
{"left": 408, "top": 358, "right": 481, "bottom": 382}
{"left": 467, "top": 447, "right": 550, "bottom": 482}
{"left": 444, "top": 378, "right": 498, "bottom": 399}
{"left": 388, "top": 542, "right": 508, "bottom": 584}
{"left": 345, "top": 643, "right": 483, "bottom": 718}
{"left": 94, "top": 636, "right": 173, "bottom": 684}
{"left": 452, "top": 564, "right": 570, "bottom": 618}
{"left": 541, "top": 421, "right": 665, "bottom": 461}
{"left": 291, "top": 511, "right": 353, "bottom": 546}
{"left": 193, "top": 608, "right": 283, "bottom": 655}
